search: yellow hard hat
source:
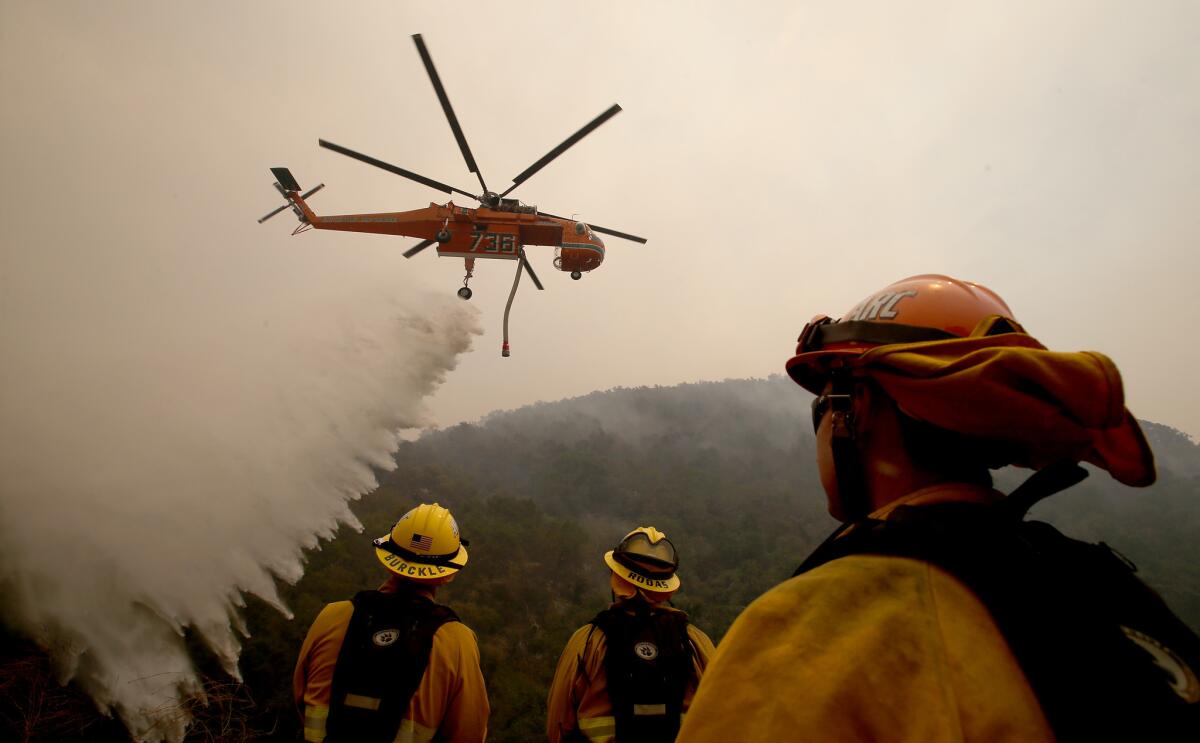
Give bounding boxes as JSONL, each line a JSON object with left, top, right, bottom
{"left": 603, "top": 526, "right": 680, "bottom": 593}
{"left": 372, "top": 503, "right": 469, "bottom": 582}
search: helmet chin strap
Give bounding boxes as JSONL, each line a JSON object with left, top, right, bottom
{"left": 829, "top": 372, "right": 872, "bottom": 522}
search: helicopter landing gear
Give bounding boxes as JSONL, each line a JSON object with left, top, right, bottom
{"left": 437, "top": 229, "right": 452, "bottom": 243}
{"left": 457, "top": 258, "right": 474, "bottom": 300}
{"left": 571, "top": 271, "right": 582, "bottom": 280}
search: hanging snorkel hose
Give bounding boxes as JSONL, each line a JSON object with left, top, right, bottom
{"left": 500, "top": 249, "right": 526, "bottom": 357}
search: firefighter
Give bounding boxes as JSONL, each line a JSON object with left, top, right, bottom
{"left": 547, "top": 527, "right": 715, "bottom": 742}
{"left": 679, "top": 274, "right": 1199, "bottom": 741}
{"left": 294, "top": 503, "right": 489, "bottom": 743}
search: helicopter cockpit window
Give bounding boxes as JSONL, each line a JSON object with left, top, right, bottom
{"left": 574, "top": 221, "right": 588, "bottom": 236}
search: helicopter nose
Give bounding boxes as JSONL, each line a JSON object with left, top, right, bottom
{"left": 575, "top": 222, "right": 605, "bottom": 249}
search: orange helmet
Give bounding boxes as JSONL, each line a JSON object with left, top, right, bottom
{"left": 786, "top": 274, "right": 1023, "bottom": 394}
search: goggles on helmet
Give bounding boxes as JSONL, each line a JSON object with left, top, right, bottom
{"left": 797, "top": 313, "right": 1024, "bottom": 355}
{"left": 612, "top": 531, "right": 679, "bottom": 576}
{"left": 797, "top": 317, "right": 959, "bottom": 354}
{"left": 790, "top": 314, "right": 1024, "bottom": 395}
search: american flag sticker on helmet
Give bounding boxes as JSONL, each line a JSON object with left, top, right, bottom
{"left": 410, "top": 533, "right": 434, "bottom": 552}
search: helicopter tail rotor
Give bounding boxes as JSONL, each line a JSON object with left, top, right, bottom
{"left": 258, "top": 168, "right": 324, "bottom": 224}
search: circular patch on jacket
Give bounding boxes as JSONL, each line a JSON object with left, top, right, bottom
{"left": 1121, "top": 626, "right": 1200, "bottom": 703}
{"left": 634, "top": 642, "right": 658, "bottom": 661}
{"left": 372, "top": 629, "right": 400, "bottom": 647}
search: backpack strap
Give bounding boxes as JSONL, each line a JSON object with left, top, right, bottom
{"left": 996, "top": 462, "right": 1089, "bottom": 521}
{"left": 325, "top": 590, "right": 458, "bottom": 743}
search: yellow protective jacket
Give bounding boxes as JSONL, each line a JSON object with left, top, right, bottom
{"left": 293, "top": 588, "right": 490, "bottom": 743}
{"left": 677, "top": 484, "right": 1055, "bottom": 743}
{"left": 546, "top": 602, "right": 715, "bottom": 743}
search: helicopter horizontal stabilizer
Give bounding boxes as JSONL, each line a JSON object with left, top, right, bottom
{"left": 271, "top": 167, "right": 302, "bottom": 192}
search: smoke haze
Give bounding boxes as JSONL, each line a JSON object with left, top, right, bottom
{"left": 3, "top": 1, "right": 1200, "bottom": 738}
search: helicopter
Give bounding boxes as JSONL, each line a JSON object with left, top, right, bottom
{"left": 258, "top": 33, "right": 647, "bottom": 357}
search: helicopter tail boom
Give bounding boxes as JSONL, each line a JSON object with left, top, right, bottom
{"left": 260, "top": 167, "right": 455, "bottom": 241}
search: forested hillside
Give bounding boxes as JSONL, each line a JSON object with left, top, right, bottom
{"left": 4, "top": 376, "right": 1197, "bottom": 741}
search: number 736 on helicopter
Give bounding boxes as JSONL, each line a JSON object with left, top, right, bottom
{"left": 258, "top": 33, "right": 647, "bottom": 356}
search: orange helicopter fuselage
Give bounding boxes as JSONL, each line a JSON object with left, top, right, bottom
{"left": 293, "top": 198, "right": 605, "bottom": 274}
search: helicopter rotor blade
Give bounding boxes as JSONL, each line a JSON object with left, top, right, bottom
{"left": 412, "top": 33, "right": 489, "bottom": 195}
{"left": 318, "top": 139, "right": 479, "bottom": 201}
{"left": 258, "top": 180, "right": 324, "bottom": 224}
{"left": 257, "top": 202, "right": 290, "bottom": 224}
{"left": 537, "top": 210, "right": 648, "bottom": 244}
{"left": 403, "top": 239, "right": 436, "bottom": 259}
{"left": 298, "top": 183, "right": 326, "bottom": 200}
{"left": 500, "top": 104, "right": 622, "bottom": 198}
{"left": 519, "top": 250, "right": 545, "bottom": 290}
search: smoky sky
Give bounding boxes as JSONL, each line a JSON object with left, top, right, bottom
{"left": 5, "top": 3, "right": 1199, "bottom": 439}
{"left": 2, "top": 0, "right": 1199, "bottom": 738}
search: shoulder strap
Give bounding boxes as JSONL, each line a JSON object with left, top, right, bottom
{"left": 325, "top": 590, "right": 458, "bottom": 743}
{"left": 996, "top": 462, "right": 1089, "bottom": 521}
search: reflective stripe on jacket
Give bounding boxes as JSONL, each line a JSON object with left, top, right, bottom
{"left": 302, "top": 712, "right": 436, "bottom": 743}
{"left": 677, "top": 484, "right": 1055, "bottom": 742}
{"left": 546, "top": 604, "right": 714, "bottom": 743}
{"left": 294, "top": 595, "right": 489, "bottom": 743}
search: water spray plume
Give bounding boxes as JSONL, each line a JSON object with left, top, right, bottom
{"left": 0, "top": 269, "right": 482, "bottom": 741}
